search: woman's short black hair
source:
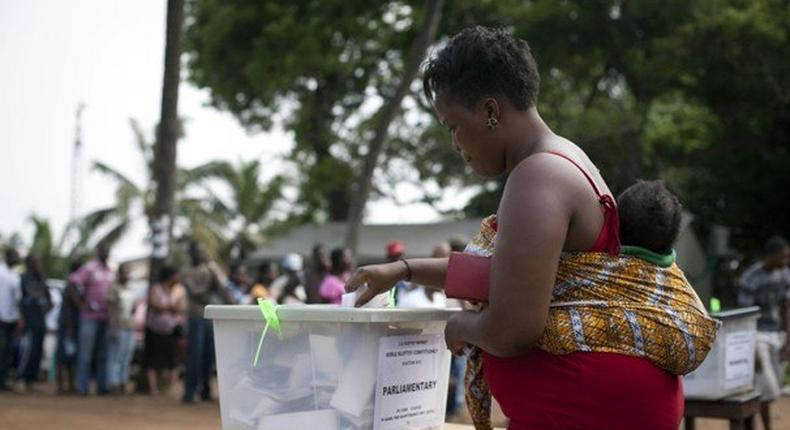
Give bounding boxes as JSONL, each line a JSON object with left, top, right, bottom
{"left": 159, "top": 265, "right": 178, "bottom": 283}
{"left": 423, "top": 26, "right": 540, "bottom": 111}
{"left": 618, "top": 180, "right": 683, "bottom": 254}
{"left": 330, "top": 247, "right": 348, "bottom": 271}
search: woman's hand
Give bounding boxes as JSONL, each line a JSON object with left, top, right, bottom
{"left": 345, "top": 262, "right": 407, "bottom": 307}
{"left": 444, "top": 313, "right": 470, "bottom": 355}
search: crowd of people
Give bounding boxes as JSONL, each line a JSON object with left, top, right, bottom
{"left": 0, "top": 231, "right": 787, "bottom": 425}
{"left": 1, "top": 218, "right": 787, "bottom": 422}
{"left": 0, "top": 236, "right": 470, "bottom": 412}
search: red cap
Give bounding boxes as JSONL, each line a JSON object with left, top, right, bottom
{"left": 386, "top": 240, "right": 405, "bottom": 258}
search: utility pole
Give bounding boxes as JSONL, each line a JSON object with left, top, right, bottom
{"left": 149, "top": 0, "right": 185, "bottom": 284}
{"left": 69, "top": 103, "right": 86, "bottom": 225}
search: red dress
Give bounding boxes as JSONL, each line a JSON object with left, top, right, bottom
{"left": 483, "top": 152, "right": 683, "bottom": 430}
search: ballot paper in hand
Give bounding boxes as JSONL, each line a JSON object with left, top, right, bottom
{"left": 341, "top": 284, "right": 390, "bottom": 308}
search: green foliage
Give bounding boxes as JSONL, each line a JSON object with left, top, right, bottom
{"left": 186, "top": 0, "right": 790, "bottom": 251}
{"left": 186, "top": 0, "right": 429, "bottom": 220}
{"left": 81, "top": 119, "right": 229, "bottom": 259}
{"left": 187, "top": 159, "right": 286, "bottom": 261}
{"left": 27, "top": 215, "right": 70, "bottom": 279}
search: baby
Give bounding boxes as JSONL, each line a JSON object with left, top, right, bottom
{"left": 618, "top": 179, "right": 682, "bottom": 262}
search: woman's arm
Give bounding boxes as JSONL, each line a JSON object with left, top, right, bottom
{"left": 172, "top": 285, "right": 188, "bottom": 314}
{"left": 448, "top": 157, "right": 571, "bottom": 357}
{"left": 107, "top": 287, "right": 120, "bottom": 334}
{"left": 44, "top": 281, "right": 53, "bottom": 310}
{"left": 345, "top": 258, "right": 449, "bottom": 307}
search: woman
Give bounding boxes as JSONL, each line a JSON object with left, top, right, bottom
{"left": 248, "top": 260, "right": 276, "bottom": 303}
{"left": 56, "top": 259, "right": 83, "bottom": 394}
{"left": 107, "top": 263, "right": 136, "bottom": 393}
{"left": 17, "top": 254, "right": 52, "bottom": 391}
{"left": 346, "top": 27, "right": 682, "bottom": 429}
{"left": 305, "top": 244, "right": 331, "bottom": 304}
{"left": 144, "top": 265, "right": 186, "bottom": 395}
{"left": 319, "top": 248, "right": 354, "bottom": 305}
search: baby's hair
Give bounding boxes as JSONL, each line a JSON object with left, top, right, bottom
{"left": 618, "top": 180, "right": 682, "bottom": 254}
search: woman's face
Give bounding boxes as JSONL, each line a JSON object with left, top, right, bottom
{"left": 434, "top": 94, "right": 505, "bottom": 177}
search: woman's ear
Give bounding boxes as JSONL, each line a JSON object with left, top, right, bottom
{"left": 483, "top": 98, "right": 501, "bottom": 130}
{"left": 483, "top": 98, "right": 501, "bottom": 121}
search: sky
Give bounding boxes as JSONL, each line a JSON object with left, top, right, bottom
{"left": 0, "top": 1, "right": 464, "bottom": 260}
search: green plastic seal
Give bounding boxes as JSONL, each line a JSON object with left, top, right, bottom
{"left": 253, "top": 298, "right": 282, "bottom": 367}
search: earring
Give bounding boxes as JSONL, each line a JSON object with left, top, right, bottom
{"left": 486, "top": 116, "right": 499, "bottom": 130}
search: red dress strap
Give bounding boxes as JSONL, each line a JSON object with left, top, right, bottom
{"left": 545, "top": 151, "right": 621, "bottom": 255}
{"left": 545, "top": 151, "right": 604, "bottom": 196}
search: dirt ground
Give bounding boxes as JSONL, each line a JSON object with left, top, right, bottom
{"left": 1, "top": 383, "right": 789, "bottom": 430}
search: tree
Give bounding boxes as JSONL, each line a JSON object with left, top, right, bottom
{"left": 150, "top": 0, "right": 186, "bottom": 282}
{"left": 186, "top": 159, "right": 285, "bottom": 262}
{"left": 27, "top": 215, "right": 67, "bottom": 278}
{"left": 83, "top": 119, "right": 224, "bottom": 260}
{"left": 187, "top": 0, "right": 789, "bottom": 252}
{"left": 345, "top": 0, "right": 445, "bottom": 254}
{"left": 186, "top": 1, "right": 436, "bottom": 223}
{"left": 27, "top": 215, "right": 92, "bottom": 279}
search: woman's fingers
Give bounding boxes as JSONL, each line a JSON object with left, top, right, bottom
{"left": 344, "top": 268, "right": 369, "bottom": 293}
{"left": 354, "top": 284, "right": 380, "bottom": 307}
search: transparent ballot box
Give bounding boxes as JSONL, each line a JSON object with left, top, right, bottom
{"left": 205, "top": 305, "right": 459, "bottom": 430}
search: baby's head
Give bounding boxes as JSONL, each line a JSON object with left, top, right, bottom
{"left": 618, "top": 180, "right": 682, "bottom": 254}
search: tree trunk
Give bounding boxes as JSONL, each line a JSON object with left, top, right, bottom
{"left": 345, "top": 0, "right": 445, "bottom": 254}
{"left": 150, "top": 0, "right": 185, "bottom": 285}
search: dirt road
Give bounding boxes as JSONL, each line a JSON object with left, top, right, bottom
{"left": 1, "top": 384, "right": 788, "bottom": 429}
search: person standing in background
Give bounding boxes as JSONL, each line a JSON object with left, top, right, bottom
{"left": 738, "top": 236, "right": 790, "bottom": 419}
{"left": 107, "top": 263, "right": 137, "bottom": 394}
{"left": 180, "top": 241, "right": 233, "bottom": 403}
{"left": 0, "top": 248, "right": 22, "bottom": 392}
{"left": 319, "top": 248, "right": 354, "bottom": 304}
{"left": 56, "top": 259, "right": 83, "bottom": 394}
{"left": 272, "top": 254, "right": 306, "bottom": 305}
{"left": 305, "top": 244, "right": 330, "bottom": 304}
{"left": 71, "top": 241, "right": 116, "bottom": 395}
{"left": 16, "top": 254, "right": 52, "bottom": 392}
{"left": 249, "top": 260, "right": 276, "bottom": 303}
{"left": 226, "top": 263, "right": 252, "bottom": 304}
{"left": 145, "top": 266, "right": 186, "bottom": 396}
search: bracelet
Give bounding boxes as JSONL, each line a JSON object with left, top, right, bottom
{"left": 400, "top": 259, "right": 412, "bottom": 282}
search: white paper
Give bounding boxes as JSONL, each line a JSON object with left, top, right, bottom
{"left": 338, "top": 408, "right": 373, "bottom": 429}
{"left": 723, "top": 330, "right": 755, "bottom": 389}
{"left": 229, "top": 409, "right": 256, "bottom": 428}
{"left": 309, "top": 334, "right": 342, "bottom": 386}
{"left": 287, "top": 353, "right": 313, "bottom": 388}
{"left": 341, "top": 285, "right": 390, "bottom": 308}
{"left": 372, "top": 334, "right": 444, "bottom": 430}
{"left": 256, "top": 409, "right": 339, "bottom": 430}
{"left": 330, "top": 330, "right": 379, "bottom": 417}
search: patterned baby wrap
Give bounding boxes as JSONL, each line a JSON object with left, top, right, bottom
{"left": 463, "top": 215, "right": 720, "bottom": 429}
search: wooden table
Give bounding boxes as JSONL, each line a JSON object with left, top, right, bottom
{"left": 684, "top": 391, "right": 763, "bottom": 430}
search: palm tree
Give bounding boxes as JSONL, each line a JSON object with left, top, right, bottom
{"left": 28, "top": 215, "right": 89, "bottom": 278}
{"left": 78, "top": 119, "right": 155, "bottom": 253}
{"left": 80, "top": 119, "right": 224, "bottom": 258}
{"left": 187, "top": 159, "right": 285, "bottom": 262}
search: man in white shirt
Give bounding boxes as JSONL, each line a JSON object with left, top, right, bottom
{"left": 0, "top": 248, "right": 22, "bottom": 391}
{"left": 738, "top": 236, "right": 790, "bottom": 404}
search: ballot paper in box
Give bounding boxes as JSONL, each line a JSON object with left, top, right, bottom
{"left": 205, "top": 304, "right": 458, "bottom": 430}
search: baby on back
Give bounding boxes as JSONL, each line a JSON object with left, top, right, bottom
{"left": 618, "top": 179, "right": 682, "bottom": 263}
